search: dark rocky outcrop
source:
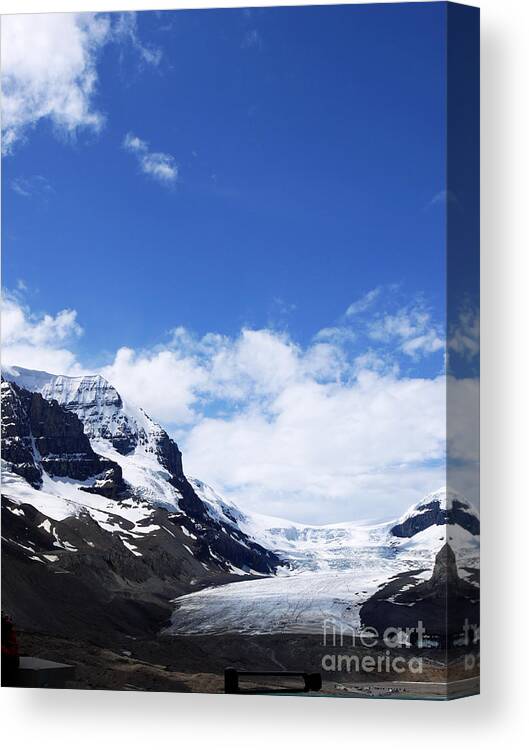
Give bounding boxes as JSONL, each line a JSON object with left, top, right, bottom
{"left": 1, "top": 380, "right": 43, "bottom": 488}
{"left": 1, "top": 380, "right": 126, "bottom": 497}
{"left": 390, "top": 498, "right": 480, "bottom": 538}
{"left": 154, "top": 431, "right": 184, "bottom": 478}
{"left": 360, "top": 543, "right": 479, "bottom": 645}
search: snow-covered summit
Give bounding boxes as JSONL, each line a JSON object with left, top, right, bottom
{"left": 3, "top": 365, "right": 187, "bottom": 507}
{"left": 1, "top": 366, "right": 282, "bottom": 577}
{"left": 4, "top": 366, "right": 164, "bottom": 456}
{"left": 390, "top": 486, "right": 480, "bottom": 539}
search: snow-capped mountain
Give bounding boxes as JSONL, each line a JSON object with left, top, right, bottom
{"left": 1, "top": 365, "right": 479, "bottom": 639}
{"left": 4, "top": 366, "right": 185, "bottom": 505}
{"left": 386, "top": 487, "right": 479, "bottom": 571}
{"left": 389, "top": 486, "right": 480, "bottom": 538}
{"left": 1, "top": 367, "right": 282, "bottom": 638}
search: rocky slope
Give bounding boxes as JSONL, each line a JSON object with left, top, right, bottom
{"left": 359, "top": 543, "right": 480, "bottom": 645}
{"left": 1, "top": 368, "right": 282, "bottom": 639}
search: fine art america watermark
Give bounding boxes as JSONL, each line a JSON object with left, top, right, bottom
{"left": 320, "top": 618, "right": 480, "bottom": 676}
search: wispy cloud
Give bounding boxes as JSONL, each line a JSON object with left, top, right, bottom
{"left": 427, "top": 189, "right": 459, "bottom": 209}
{"left": 369, "top": 305, "right": 444, "bottom": 357}
{"left": 123, "top": 132, "right": 178, "bottom": 186}
{"left": 345, "top": 287, "right": 382, "bottom": 316}
{"left": 11, "top": 175, "right": 54, "bottom": 199}
{"left": 448, "top": 305, "right": 479, "bottom": 360}
{"left": 112, "top": 12, "right": 162, "bottom": 67}
{"left": 342, "top": 286, "right": 444, "bottom": 360}
{"left": 242, "top": 28, "right": 263, "bottom": 50}
{"left": 314, "top": 326, "right": 356, "bottom": 346}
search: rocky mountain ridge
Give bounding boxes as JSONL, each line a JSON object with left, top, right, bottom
{"left": 1, "top": 368, "right": 283, "bottom": 637}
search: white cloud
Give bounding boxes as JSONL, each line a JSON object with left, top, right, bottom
{"left": 369, "top": 306, "right": 444, "bottom": 358}
{"left": 1, "top": 291, "right": 447, "bottom": 523}
{"left": 1, "top": 294, "right": 82, "bottom": 346}
{"left": 353, "top": 350, "right": 390, "bottom": 374}
{"left": 1, "top": 292, "right": 83, "bottom": 374}
{"left": 183, "top": 370, "right": 446, "bottom": 523}
{"left": 1, "top": 12, "right": 162, "bottom": 153}
{"left": 1, "top": 13, "right": 111, "bottom": 152}
{"left": 123, "top": 132, "right": 178, "bottom": 185}
{"left": 100, "top": 346, "right": 206, "bottom": 425}
{"left": 209, "top": 329, "right": 301, "bottom": 398}
{"left": 168, "top": 327, "right": 349, "bottom": 401}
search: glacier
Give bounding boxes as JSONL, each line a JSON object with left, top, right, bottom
{"left": 164, "top": 485, "right": 479, "bottom": 635}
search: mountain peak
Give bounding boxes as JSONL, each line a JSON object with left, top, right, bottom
{"left": 4, "top": 365, "right": 159, "bottom": 456}
{"left": 1, "top": 370, "right": 282, "bottom": 580}
{"left": 390, "top": 486, "right": 479, "bottom": 539}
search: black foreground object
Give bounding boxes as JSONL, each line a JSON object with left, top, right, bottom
{"left": 224, "top": 668, "right": 322, "bottom": 695}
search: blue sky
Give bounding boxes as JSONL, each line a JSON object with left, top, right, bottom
{"left": 3, "top": 4, "right": 446, "bottom": 363}
{"left": 1, "top": 4, "right": 464, "bottom": 523}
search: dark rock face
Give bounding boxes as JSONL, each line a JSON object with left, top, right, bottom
{"left": 360, "top": 543, "right": 479, "bottom": 645}
{"left": 390, "top": 499, "right": 480, "bottom": 538}
{"left": 161, "top": 474, "right": 281, "bottom": 575}
{"left": 1, "top": 381, "right": 43, "bottom": 488}
{"left": 451, "top": 500, "right": 480, "bottom": 535}
{"left": 155, "top": 431, "right": 184, "bottom": 478}
{"left": 143, "top": 430, "right": 280, "bottom": 575}
{"left": 1, "top": 380, "right": 126, "bottom": 496}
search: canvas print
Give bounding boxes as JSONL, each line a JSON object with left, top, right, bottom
{"left": 1, "top": 2, "right": 479, "bottom": 699}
